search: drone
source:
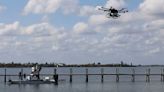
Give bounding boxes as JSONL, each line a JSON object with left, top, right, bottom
{"left": 98, "top": 6, "right": 128, "bottom": 19}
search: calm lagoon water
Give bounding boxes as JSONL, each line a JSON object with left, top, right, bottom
{"left": 0, "top": 67, "right": 164, "bottom": 92}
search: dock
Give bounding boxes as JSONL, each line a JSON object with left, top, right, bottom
{"left": 1, "top": 68, "right": 164, "bottom": 83}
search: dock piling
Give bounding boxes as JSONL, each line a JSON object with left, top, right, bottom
{"left": 53, "top": 68, "right": 58, "bottom": 85}
{"left": 21, "top": 68, "right": 23, "bottom": 80}
{"left": 163, "top": 69, "right": 164, "bottom": 82}
{"left": 4, "top": 69, "right": 6, "bottom": 83}
{"left": 161, "top": 68, "right": 162, "bottom": 82}
{"left": 54, "top": 68, "right": 57, "bottom": 75}
{"left": 131, "top": 69, "right": 135, "bottom": 82}
{"left": 146, "top": 68, "right": 150, "bottom": 82}
{"left": 161, "top": 68, "right": 164, "bottom": 82}
{"left": 70, "top": 68, "right": 72, "bottom": 83}
{"left": 116, "top": 68, "right": 119, "bottom": 82}
{"left": 86, "top": 68, "right": 88, "bottom": 83}
{"left": 101, "top": 68, "right": 104, "bottom": 83}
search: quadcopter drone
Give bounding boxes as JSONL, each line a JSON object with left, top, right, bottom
{"left": 98, "top": 6, "right": 128, "bottom": 19}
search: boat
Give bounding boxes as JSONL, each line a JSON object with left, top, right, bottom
{"left": 8, "top": 79, "right": 56, "bottom": 84}
{"left": 8, "top": 65, "right": 58, "bottom": 84}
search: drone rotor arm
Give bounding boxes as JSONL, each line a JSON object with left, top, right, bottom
{"left": 118, "top": 8, "right": 128, "bottom": 13}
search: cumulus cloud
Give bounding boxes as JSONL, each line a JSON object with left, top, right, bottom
{"left": 23, "top": 0, "right": 79, "bottom": 15}
{"left": 144, "top": 19, "right": 164, "bottom": 30}
{"left": 69, "top": 0, "right": 164, "bottom": 59}
{"left": 23, "top": 0, "right": 61, "bottom": 15}
{"left": 139, "top": 0, "right": 164, "bottom": 15}
{"left": 0, "top": 21, "right": 19, "bottom": 35}
{"left": 105, "top": 0, "right": 126, "bottom": 9}
{"left": 21, "top": 22, "right": 55, "bottom": 36}
{"left": 0, "top": 21, "right": 67, "bottom": 53}
{"left": 145, "top": 48, "right": 160, "bottom": 55}
{"left": 79, "top": 6, "right": 99, "bottom": 16}
{"left": 89, "top": 14, "right": 109, "bottom": 25}
{"left": 73, "top": 22, "right": 88, "bottom": 34}
{"left": 61, "top": 0, "right": 79, "bottom": 14}
{"left": 1, "top": 0, "right": 164, "bottom": 63}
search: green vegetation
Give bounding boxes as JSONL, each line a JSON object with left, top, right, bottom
{"left": 0, "top": 61, "right": 135, "bottom": 67}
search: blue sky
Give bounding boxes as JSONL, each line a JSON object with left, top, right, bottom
{"left": 0, "top": 0, "right": 164, "bottom": 64}
{"left": 0, "top": 0, "right": 140, "bottom": 26}
{"left": 0, "top": 0, "right": 142, "bottom": 27}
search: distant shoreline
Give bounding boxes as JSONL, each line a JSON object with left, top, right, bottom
{"left": 0, "top": 62, "right": 163, "bottom": 68}
{"left": 0, "top": 65, "right": 135, "bottom": 68}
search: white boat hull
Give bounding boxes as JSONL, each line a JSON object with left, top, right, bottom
{"left": 8, "top": 79, "right": 57, "bottom": 84}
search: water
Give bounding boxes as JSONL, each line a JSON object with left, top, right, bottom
{"left": 0, "top": 67, "right": 164, "bottom": 92}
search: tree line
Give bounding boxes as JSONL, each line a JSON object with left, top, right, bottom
{"left": 0, "top": 61, "right": 135, "bottom": 67}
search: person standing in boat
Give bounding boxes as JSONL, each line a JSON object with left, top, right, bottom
{"left": 18, "top": 71, "right": 22, "bottom": 80}
{"left": 35, "top": 65, "right": 41, "bottom": 79}
{"left": 31, "top": 64, "right": 42, "bottom": 80}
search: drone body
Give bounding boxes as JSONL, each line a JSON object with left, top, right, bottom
{"left": 98, "top": 6, "right": 128, "bottom": 19}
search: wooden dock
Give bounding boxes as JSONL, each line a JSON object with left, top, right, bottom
{"left": 1, "top": 68, "right": 164, "bottom": 83}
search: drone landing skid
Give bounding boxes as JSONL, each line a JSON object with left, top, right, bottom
{"left": 106, "top": 14, "right": 120, "bottom": 19}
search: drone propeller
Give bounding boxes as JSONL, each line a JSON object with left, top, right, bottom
{"left": 96, "top": 6, "right": 110, "bottom": 12}
{"left": 96, "top": 6, "right": 103, "bottom": 10}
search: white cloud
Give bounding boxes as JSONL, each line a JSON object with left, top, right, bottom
{"left": 21, "top": 22, "right": 55, "bottom": 36}
{"left": 23, "top": 0, "right": 61, "bottom": 15}
{"left": 73, "top": 22, "right": 88, "bottom": 34}
{"left": 0, "top": 21, "right": 19, "bottom": 35}
{"left": 79, "top": 6, "right": 98, "bottom": 16}
{"left": 160, "top": 29, "right": 164, "bottom": 36}
{"left": 0, "top": 21, "right": 67, "bottom": 53}
{"left": 89, "top": 14, "right": 109, "bottom": 25}
{"left": 68, "top": 0, "right": 164, "bottom": 59}
{"left": 146, "top": 48, "right": 160, "bottom": 55}
{"left": 144, "top": 19, "right": 164, "bottom": 30}
{"left": 139, "top": 0, "right": 164, "bottom": 15}
{"left": 61, "top": 0, "right": 79, "bottom": 14}
{"left": 105, "top": 0, "right": 126, "bottom": 9}
{"left": 23, "top": 0, "right": 79, "bottom": 15}
{"left": 1, "top": 0, "right": 164, "bottom": 64}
